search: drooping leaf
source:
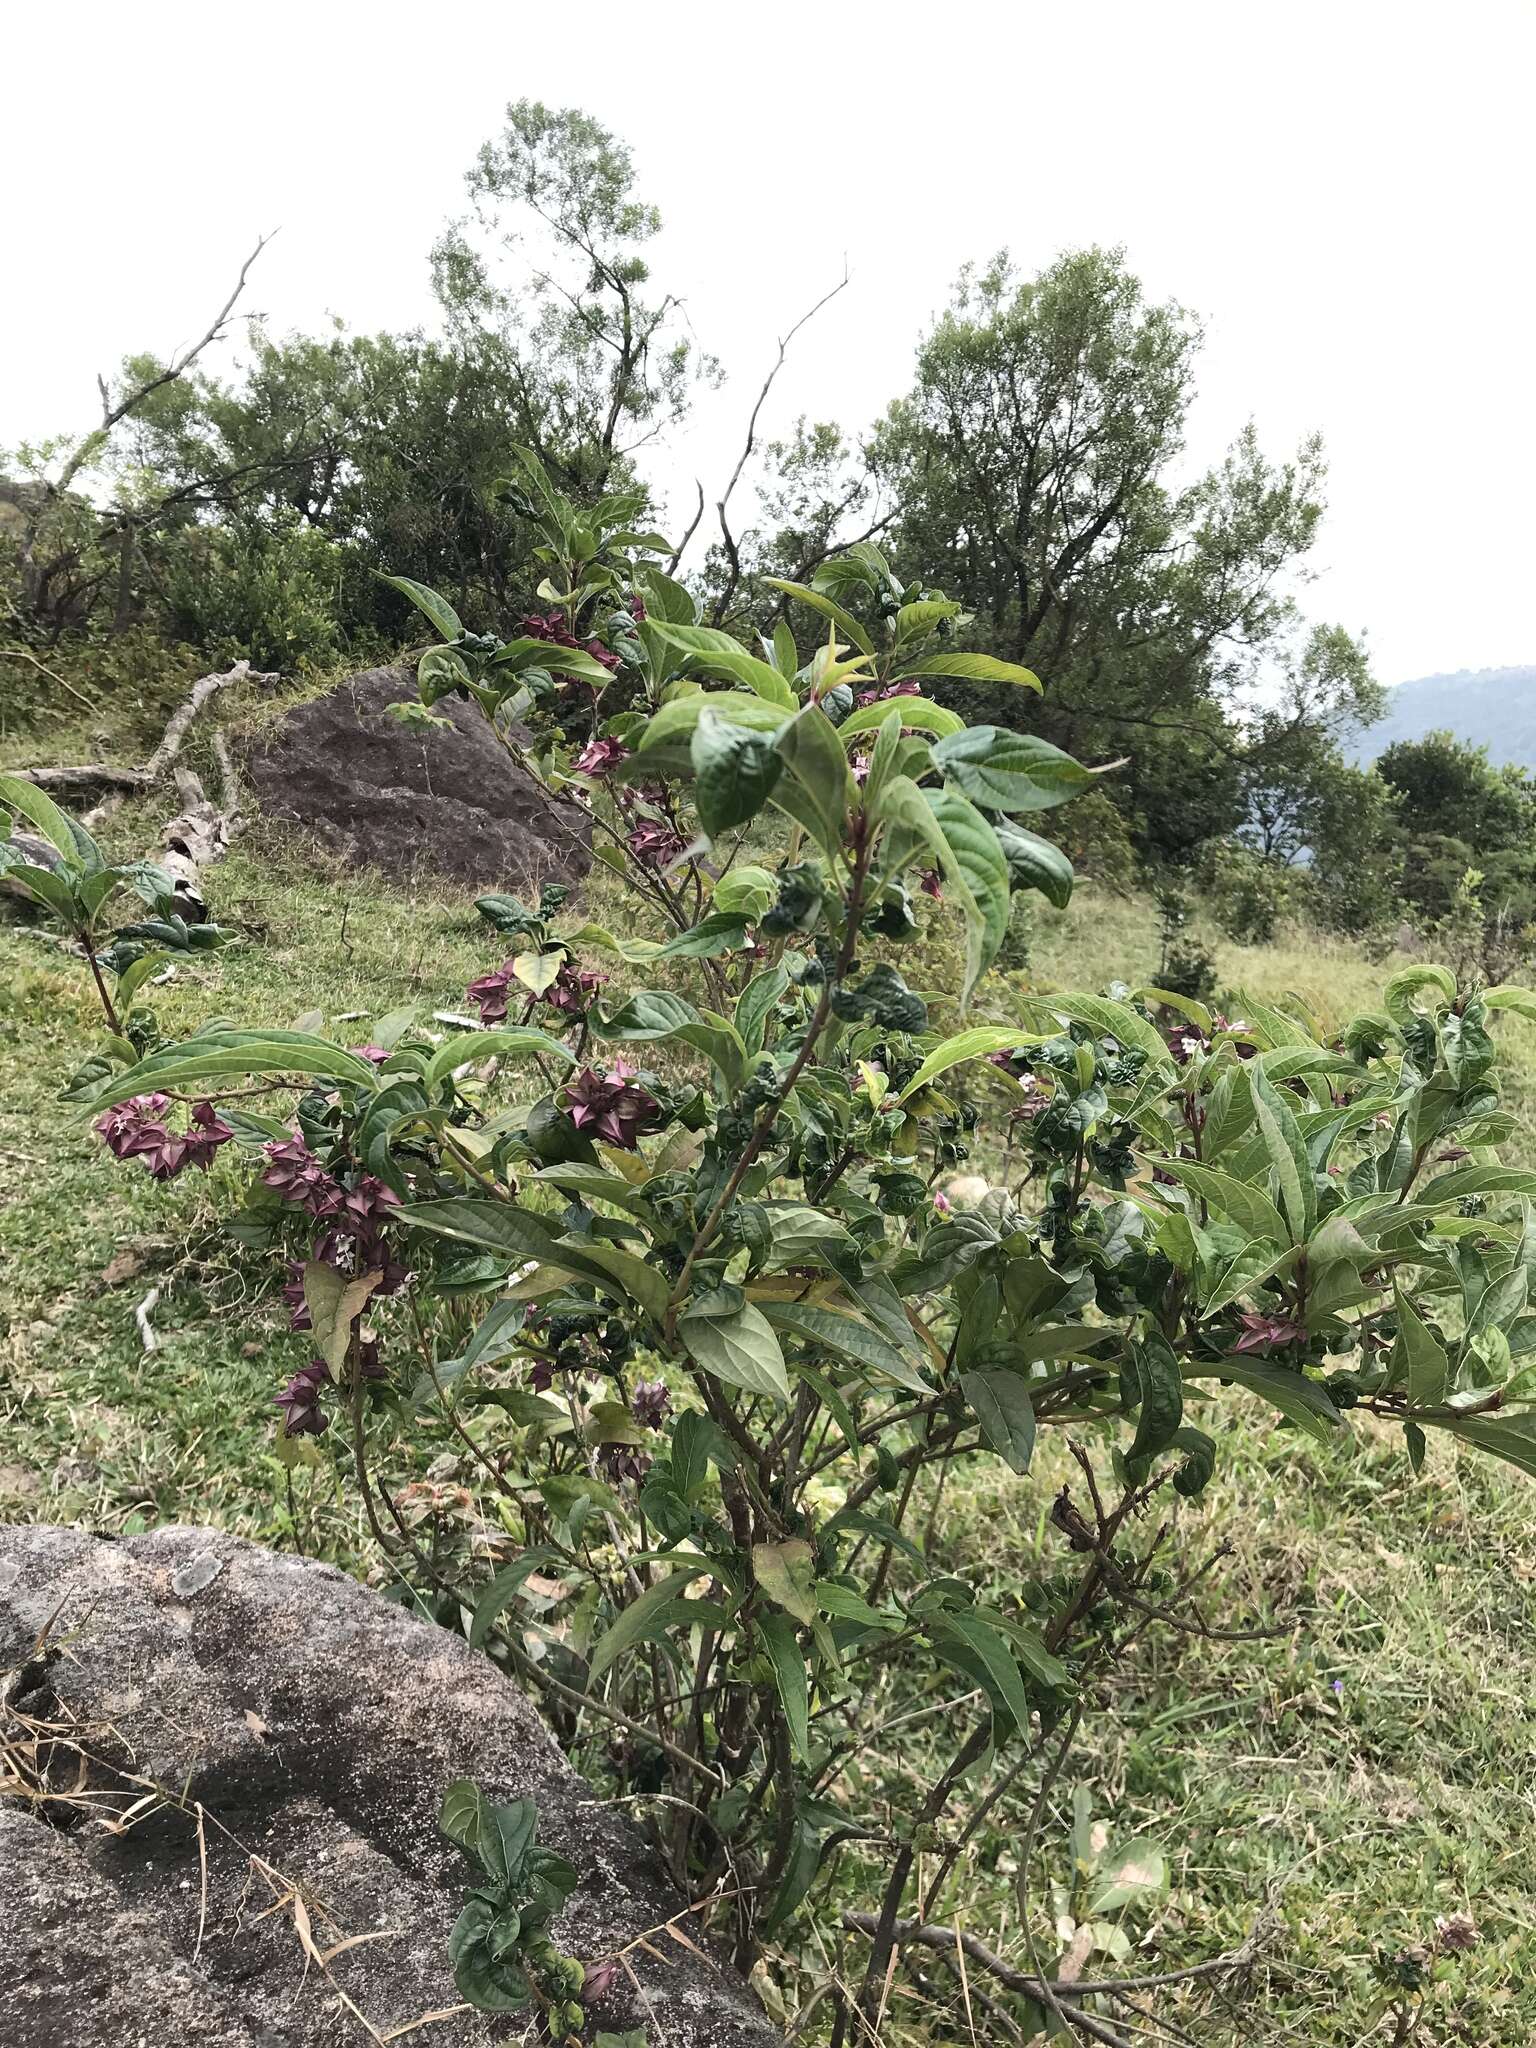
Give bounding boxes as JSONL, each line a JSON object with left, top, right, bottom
{"left": 377, "top": 572, "right": 464, "bottom": 643}
{"left": 960, "top": 1370, "right": 1037, "bottom": 1474}
{"left": 691, "top": 709, "right": 785, "bottom": 836}
{"left": 759, "top": 1300, "right": 928, "bottom": 1392}
{"left": 898, "top": 650, "right": 1042, "bottom": 691}
{"left": 758, "top": 1609, "right": 811, "bottom": 1758}
{"left": 994, "top": 821, "right": 1075, "bottom": 907}
{"left": 753, "top": 1539, "right": 818, "bottom": 1624}
{"left": 1395, "top": 1284, "right": 1449, "bottom": 1408}
{"left": 931, "top": 727, "right": 1094, "bottom": 812}
{"left": 679, "top": 1299, "right": 791, "bottom": 1402}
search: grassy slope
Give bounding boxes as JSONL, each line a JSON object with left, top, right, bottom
{"left": 2, "top": 835, "right": 1534, "bottom": 2043}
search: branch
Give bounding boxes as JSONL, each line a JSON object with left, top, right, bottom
{"left": 704, "top": 267, "right": 850, "bottom": 615}
{"left": 21, "top": 233, "right": 275, "bottom": 559}
{"left": 840, "top": 1914, "right": 1267, "bottom": 2010}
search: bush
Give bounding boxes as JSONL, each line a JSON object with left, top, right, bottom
{"left": 10, "top": 464, "right": 1536, "bottom": 2043}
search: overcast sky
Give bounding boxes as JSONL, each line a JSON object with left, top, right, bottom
{"left": 5, "top": 0, "right": 1532, "bottom": 687}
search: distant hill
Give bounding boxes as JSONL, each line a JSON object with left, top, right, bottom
{"left": 1348, "top": 666, "right": 1536, "bottom": 767}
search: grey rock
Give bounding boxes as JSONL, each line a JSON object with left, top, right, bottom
{"left": 240, "top": 666, "right": 593, "bottom": 896}
{"left": 0, "top": 1525, "right": 777, "bottom": 2048}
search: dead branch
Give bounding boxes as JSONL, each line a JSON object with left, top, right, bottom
{"left": 706, "top": 269, "right": 849, "bottom": 620}
{"left": 20, "top": 234, "right": 276, "bottom": 565}
{"left": 841, "top": 1912, "right": 1267, "bottom": 2041}
{"left": 6, "top": 661, "right": 278, "bottom": 914}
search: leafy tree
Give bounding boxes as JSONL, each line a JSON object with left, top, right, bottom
{"left": 869, "top": 248, "right": 1363, "bottom": 863}
{"left": 431, "top": 100, "right": 712, "bottom": 492}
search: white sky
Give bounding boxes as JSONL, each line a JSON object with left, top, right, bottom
{"left": 4, "top": 0, "right": 1532, "bottom": 688}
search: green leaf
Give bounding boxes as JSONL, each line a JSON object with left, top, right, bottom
{"left": 692, "top": 709, "right": 785, "bottom": 836}
{"left": 898, "top": 1026, "right": 1043, "bottom": 1103}
{"left": 774, "top": 705, "right": 855, "bottom": 861}
{"left": 439, "top": 1779, "right": 494, "bottom": 1862}
{"left": 303, "top": 1262, "right": 382, "bottom": 1375}
{"left": 1426, "top": 1408, "right": 1536, "bottom": 1478}
{"left": 556, "top": 1238, "right": 670, "bottom": 1323}
{"left": 1484, "top": 984, "right": 1536, "bottom": 1026}
{"left": 1383, "top": 962, "right": 1456, "bottom": 1026}
{"left": 994, "top": 822, "right": 1074, "bottom": 908}
{"left": 468, "top": 1550, "right": 561, "bottom": 1649}
{"left": 653, "top": 912, "right": 751, "bottom": 960}
{"left": 735, "top": 965, "right": 789, "bottom": 1056}
{"left": 837, "top": 695, "right": 965, "bottom": 743}
{"left": 1395, "top": 1284, "right": 1448, "bottom": 1408}
{"left": 378, "top": 572, "right": 464, "bottom": 643}
{"left": 588, "top": 1567, "right": 711, "bottom": 1681}
{"left": 1187, "top": 1357, "right": 1341, "bottom": 1441}
{"left": 636, "top": 692, "right": 788, "bottom": 754}
{"left": 753, "top": 1538, "right": 817, "bottom": 1625}
{"left": 759, "top": 1300, "right": 928, "bottom": 1392}
{"left": 679, "top": 1299, "right": 791, "bottom": 1402}
{"left": 1125, "top": 1331, "right": 1184, "bottom": 1464}
{"left": 425, "top": 1026, "right": 577, "bottom": 1089}
{"left": 653, "top": 623, "right": 798, "bottom": 707}
{"left": 0, "top": 774, "right": 87, "bottom": 866}
{"left": 593, "top": 991, "right": 747, "bottom": 1089}
{"left": 750, "top": 1203, "right": 859, "bottom": 1274}
{"left": 931, "top": 727, "right": 1093, "bottom": 812}
{"left": 403, "top": 1198, "right": 563, "bottom": 1264}
{"left": 961, "top": 1370, "right": 1037, "bottom": 1474}
{"left": 764, "top": 577, "right": 875, "bottom": 656}
{"left": 892, "top": 598, "right": 963, "bottom": 645}
{"left": 899, "top": 650, "right": 1042, "bottom": 691}
{"left": 714, "top": 865, "right": 777, "bottom": 919}
{"left": 1016, "top": 993, "right": 1174, "bottom": 1071}
{"left": 928, "top": 1609, "right": 1033, "bottom": 1735}
{"left": 1152, "top": 1159, "right": 1289, "bottom": 1248}
{"left": 758, "top": 1609, "right": 811, "bottom": 1758}
{"left": 83, "top": 1030, "right": 384, "bottom": 1111}
{"left": 1249, "top": 1065, "right": 1315, "bottom": 1243}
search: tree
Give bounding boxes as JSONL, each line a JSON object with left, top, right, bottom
{"left": 870, "top": 247, "right": 1360, "bottom": 861}
{"left": 431, "top": 100, "right": 712, "bottom": 493}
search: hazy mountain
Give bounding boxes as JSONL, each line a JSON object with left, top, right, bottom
{"left": 1348, "top": 666, "right": 1536, "bottom": 767}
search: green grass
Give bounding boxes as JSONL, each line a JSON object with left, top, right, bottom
{"left": 4, "top": 834, "right": 1535, "bottom": 2042}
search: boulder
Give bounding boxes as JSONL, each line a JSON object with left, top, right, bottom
{"left": 240, "top": 666, "right": 593, "bottom": 895}
{"left": 0, "top": 1525, "right": 777, "bottom": 2048}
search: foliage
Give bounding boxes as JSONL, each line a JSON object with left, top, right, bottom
{"left": 438, "top": 1781, "right": 584, "bottom": 2022}
{"left": 13, "top": 463, "right": 1536, "bottom": 2042}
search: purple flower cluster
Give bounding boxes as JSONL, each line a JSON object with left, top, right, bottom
{"left": 563, "top": 1058, "right": 660, "bottom": 1150}
{"left": 263, "top": 1141, "right": 409, "bottom": 1323}
{"left": 274, "top": 1338, "right": 386, "bottom": 1437}
{"left": 572, "top": 733, "right": 628, "bottom": 779}
{"left": 854, "top": 678, "right": 921, "bottom": 710}
{"left": 627, "top": 818, "right": 686, "bottom": 870}
{"left": 274, "top": 1358, "right": 332, "bottom": 1437}
{"left": 1233, "top": 1309, "right": 1309, "bottom": 1354}
{"left": 598, "top": 1442, "right": 651, "bottom": 1485}
{"left": 630, "top": 1378, "right": 671, "bottom": 1431}
{"left": 95, "top": 1095, "right": 234, "bottom": 1180}
{"left": 519, "top": 610, "right": 621, "bottom": 685}
{"left": 467, "top": 956, "right": 606, "bottom": 1026}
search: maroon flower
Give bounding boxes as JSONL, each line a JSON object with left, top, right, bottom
{"left": 261, "top": 1137, "right": 341, "bottom": 1218}
{"left": 598, "top": 1442, "right": 651, "bottom": 1485}
{"left": 543, "top": 960, "right": 607, "bottom": 1017}
{"left": 630, "top": 1379, "right": 671, "bottom": 1431}
{"left": 1232, "top": 1310, "right": 1309, "bottom": 1354}
{"left": 180, "top": 1100, "right": 235, "bottom": 1171}
{"left": 282, "top": 1260, "right": 312, "bottom": 1332}
{"left": 563, "top": 1058, "right": 661, "bottom": 1150}
{"left": 627, "top": 819, "right": 686, "bottom": 870}
{"left": 854, "top": 678, "right": 921, "bottom": 709}
{"left": 918, "top": 868, "right": 943, "bottom": 901}
{"left": 467, "top": 962, "right": 515, "bottom": 1026}
{"left": 1168, "top": 1027, "right": 1209, "bottom": 1066}
{"left": 573, "top": 734, "right": 628, "bottom": 779}
{"left": 95, "top": 1093, "right": 233, "bottom": 1180}
{"left": 518, "top": 611, "right": 621, "bottom": 684}
{"left": 274, "top": 1358, "right": 332, "bottom": 1437}
{"left": 349, "top": 1044, "right": 391, "bottom": 1065}
{"left": 628, "top": 594, "right": 647, "bottom": 623}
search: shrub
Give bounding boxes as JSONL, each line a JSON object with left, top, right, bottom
{"left": 10, "top": 459, "right": 1536, "bottom": 2043}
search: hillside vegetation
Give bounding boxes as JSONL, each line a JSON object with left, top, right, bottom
{"left": 4, "top": 829, "right": 1534, "bottom": 2045}
{"left": 1351, "top": 666, "right": 1536, "bottom": 768}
